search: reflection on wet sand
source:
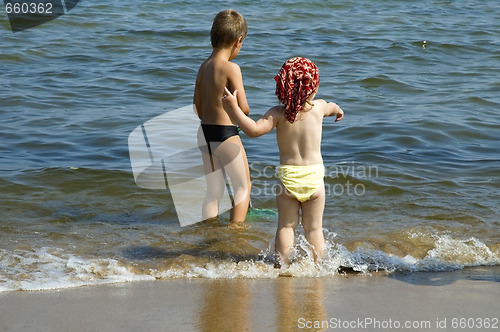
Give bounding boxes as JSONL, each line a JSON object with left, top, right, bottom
{"left": 198, "top": 279, "right": 250, "bottom": 331}
{"left": 197, "top": 277, "right": 327, "bottom": 331}
{"left": 277, "top": 277, "right": 327, "bottom": 331}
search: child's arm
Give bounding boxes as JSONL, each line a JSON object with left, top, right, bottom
{"left": 222, "top": 87, "right": 277, "bottom": 137}
{"left": 226, "top": 63, "right": 250, "bottom": 116}
{"left": 323, "top": 100, "right": 344, "bottom": 122}
{"left": 193, "top": 73, "right": 203, "bottom": 119}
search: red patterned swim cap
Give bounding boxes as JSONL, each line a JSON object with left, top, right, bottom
{"left": 274, "top": 57, "right": 319, "bottom": 123}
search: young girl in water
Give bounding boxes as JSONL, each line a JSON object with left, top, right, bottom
{"left": 222, "top": 57, "right": 344, "bottom": 262}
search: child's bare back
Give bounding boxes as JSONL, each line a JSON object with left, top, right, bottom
{"left": 194, "top": 56, "right": 249, "bottom": 125}
{"left": 273, "top": 98, "right": 342, "bottom": 166}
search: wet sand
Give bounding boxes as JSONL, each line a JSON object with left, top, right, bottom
{"left": 1, "top": 266, "right": 499, "bottom": 332}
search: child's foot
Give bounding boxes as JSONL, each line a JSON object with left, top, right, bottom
{"left": 228, "top": 221, "right": 250, "bottom": 230}
{"left": 197, "top": 216, "right": 220, "bottom": 228}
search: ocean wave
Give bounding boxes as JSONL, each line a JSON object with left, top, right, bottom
{"left": 1, "top": 232, "right": 498, "bottom": 293}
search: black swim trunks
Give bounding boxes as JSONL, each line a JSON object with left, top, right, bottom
{"left": 201, "top": 124, "right": 238, "bottom": 143}
{"left": 200, "top": 124, "right": 238, "bottom": 172}
{"left": 201, "top": 124, "right": 239, "bottom": 154}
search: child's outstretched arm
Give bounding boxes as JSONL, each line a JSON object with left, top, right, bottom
{"left": 323, "top": 101, "right": 344, "bottom": 122}
{"left": 222, "top": 87, "right": 278, "bottom": 137}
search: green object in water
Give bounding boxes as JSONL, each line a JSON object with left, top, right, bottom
{"left": 246, "top": 208, "right": 277, "bottom": 221}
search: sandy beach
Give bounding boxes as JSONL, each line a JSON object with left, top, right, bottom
{"left": 1, "top": 266, "right": 498, "bottom": 332}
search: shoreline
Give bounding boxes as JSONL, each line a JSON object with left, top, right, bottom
{"left": 1, "top": 266, "right": 499, "bottom": 331}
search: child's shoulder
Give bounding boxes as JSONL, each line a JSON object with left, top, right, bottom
{"left": 312, "top": 98, "right": 343, "bottom": 119}
{"left": 261, "top": 106, "right": 284, "bottom": 125}
{"left": 225, "top": 60, "right": 242, "bottom": 75}
{"left": 210, "top": 56, "right": 241, "bottom": 69}
{"left": 201, "top": 56, "right": 241, "bottom": 70}
{"left": 311, "top": 98, "right": 327, "bottom": 112}
{"left": 313, "top": 98, "right": 328, "bottom": 107}
{"left": 312, "top": 99, "right": 331, "bottom": 115}
{"left": 212, "top": 58, "right": 242, "bottom": 79}
{"left": 268, "top": 105, "right": 285, "bottom": 117}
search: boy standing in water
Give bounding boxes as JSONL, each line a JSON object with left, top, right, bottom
{"left": 194, "top": 9, "right": 251, "bottom": 227}
{"left": 222, "top": 57, "right": 344, "bottom": 262}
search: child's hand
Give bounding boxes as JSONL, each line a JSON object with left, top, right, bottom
{"left": 222, "top": 87, "right": 239, "bottom": 114}
{"left": 326, "top": 102, "right": 344, "bottom": 122}
{"left": 335, "top": 107, "right": 344, "bottom": 122}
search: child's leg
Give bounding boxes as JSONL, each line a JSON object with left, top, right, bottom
{"left": 200, "top": 150, "right": 225, "bottom": 220}
{"left": 275, "top": 181, "right": 300, "bottom": 262}
{"left": 300, "top": 184, "right": 326, "bottom": 261}
{"left": 214, "top": 136, "right": 251, "bottom": 225}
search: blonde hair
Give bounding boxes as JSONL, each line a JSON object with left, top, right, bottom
{"left": 210, "top": 9, "right": 247, "bottom": 48}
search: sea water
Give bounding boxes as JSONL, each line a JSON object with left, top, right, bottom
{"left": 1, "top": 0, "right": 499, "bottom": 292}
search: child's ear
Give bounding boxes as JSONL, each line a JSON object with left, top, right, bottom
{"left": 232, "top": 37, "right": 243, "bottom": 50}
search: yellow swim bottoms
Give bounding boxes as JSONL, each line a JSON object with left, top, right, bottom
{"left": 276, "top": 164, "right": 325, "bottom": 202}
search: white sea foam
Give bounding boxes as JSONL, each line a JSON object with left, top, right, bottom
{"left": 0, "top": 232, "right": 498, "bottom": 293}
{"left": 0, "top": 247, "right": 155, "bottom": 293}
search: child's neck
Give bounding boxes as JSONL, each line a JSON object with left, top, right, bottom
{"left": 211, "top": 47, "right": 233, "bottom": 61}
